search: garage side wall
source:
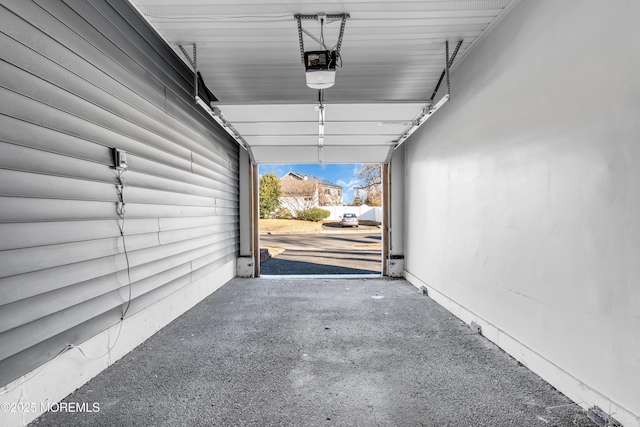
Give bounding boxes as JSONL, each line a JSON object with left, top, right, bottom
{"left": 403, "top": 1, "right": 639, "bottom": 425}
{"left": 0, "top": 0, "right": 239, "bottom": 422}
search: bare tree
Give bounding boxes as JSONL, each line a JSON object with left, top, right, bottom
{"left": 318, "top": 185, "right": 342, "bottom": 206}
{"left": 353, "top": 164, "right": 382, "bottom": 206}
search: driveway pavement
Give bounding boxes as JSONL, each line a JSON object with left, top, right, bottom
{"left": 260, "top": 231, "right": 382, "bottom": 275}
{"left": 32, "top": 278, "right": 595, "bottom": 427}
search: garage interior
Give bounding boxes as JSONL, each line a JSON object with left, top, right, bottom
{"left": 0, "top": 0, "right": 638, "bottom": 426}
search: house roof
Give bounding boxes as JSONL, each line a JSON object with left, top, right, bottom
{"left": 281, "top": 172, "right": 341, "bottom": 188}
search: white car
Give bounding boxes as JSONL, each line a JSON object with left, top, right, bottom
{"left": 340, "top": 213, "right": 359, "bottom": 227}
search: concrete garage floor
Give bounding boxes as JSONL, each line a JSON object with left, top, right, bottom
{"left": 33, "top": 278, "right": 595, "bottom": 427}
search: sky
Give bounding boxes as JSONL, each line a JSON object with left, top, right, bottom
{"left": 259, "top": 163, "right": 364, "bottom": 204}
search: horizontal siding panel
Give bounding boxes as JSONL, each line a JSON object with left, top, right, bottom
{"left": 192, "top": 162, "right": 239, "bottom": 187}
{"left": 0, "top": 114, "right": 111, "bottom": 165}
{"left": 83, "top": 0, "right": 241, "bottom": 157}
{"left": 0, "top": 308, "right": 121, "bottom": 388}
{"left": 129, "top": 155, "right": 238, "bottom": 195}
{"left": 126, "top": 234, "right": 231, "bottom": 268}
{"left": 123, "top": 203, "right": 217, "bottom": 219}
{"left": 0, "top": 219, "right": 160, "bottom": 251}
{"left": 213, "top": 198, "right": 238, "bottom": 209}
{"left": 117, "top": 231, "right": 160, "bottom": 253}
{"left": 124, "top": 203, "right": 237, "bottom": 219}
{"left": 191, "top": 252, "right": 236, "bottom": 282}
{"left": 0, "top": 253, "right": 221, "bottom": 336}
{"left": 0, "top": 220, "right": 121, "bottom": 251}
{"left": 0, "top": 247, "right": 234, "bottom": 360}
{"left": 0, "top": 237, "right": 123, "bottom": 279}
{"left": 2, "top": 30, "right": 236, "bottom": 169}
{"left": 0, "top": 197, "right": 118, "bottom": 222}
{"left": 158, "top": 216, "right": 236, "bottom": 231}
{"left": 158, "top": 225, "right": 237, "bottom": 246}
{"left": 3, "top": 9, "right": 238, "bottom": 167}
{"left": 0, "top": 217, "right": 238, "bottom": 252}
{"left": 0, "top": 234, "right": 234, "bottom": 308}
{"left": 128, "top": 265, "right": 192, "bottom": 303}
{"left": 125, "top": 252, "right": 236, "bottom": 317}
{"left": 127, "top": 240, "right": 234, "bottom": 284}
{"left": 31, "top": 0, "right": 191, "bottom": 103}
{"left": 0, "top": 62, "right": 196, "bottom": 164}
{"left": 1, "top": 0, "right": 167, "bottom": 97}
{"left": 0, "top": 270, "right": 128, "bottom": 334}
{"left": 0, "top": 140, "right": 239, "bottom": 202}
{"left": 0, "top": 256, "right": 127, "bottom": 307}
{"left": 123, "top": 187, "right": 220, "bottom": 207}
{"left": 0, "top": 4, "right": 167, "bottom": 110}
{"left": 2, "top": 0, "right": 237, "bottom": 165}
{"left": 213, "top": 207, "right": 239, "bottom": 217}
{"left": 0, "top": 89, "right": 194, "bottom": 172}
{"left": 0, "top": 169, "right": 118, "bottom": 201}
{"left": 0, "top": 141, "right": 113, "bottom": 183}
{"left": 0, "top": 287, "right": 130, "bottom": 361}
{"left": 192, "top": 152, "right": 239, "bottom": 182}
{"left": 91, "top": 0, "right": 193, "bottom": 88}
{"left": 0, "top": 144, "right": 240, "bottom": 207}
{"left": 120, "top": 218, "right": 163, "bottom": 235}
{"left": 163, "top": 89, "right": 240, "bottom": 158}
{"left": 0, "top": 197, "right": 238, "bottom": 223}
{"left": 123, "top": 275, "right": 192, "bottom": 323}
{"left": 0, "top": 290, "right": 128, "bottom": 359}
{"left": 191, "top": 248, "right": 233, "bottom": 272}
{"left": 0, "top": 226, "right": 236, "bottom": 278}
{"left": 2, "top": 2, "right": 237, "bottom": 167}
{"left": 124, "top": 170, "right": 236, "bottom": 200}
{"left": 0, "top": 168, "right": 233, "bottom": 208}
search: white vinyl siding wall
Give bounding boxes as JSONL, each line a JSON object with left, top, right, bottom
{"left": 0, "top": 0, "right": 239, "bottom": 388}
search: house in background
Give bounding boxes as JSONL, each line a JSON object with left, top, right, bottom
{"left": 279, "top": 172, "right": 343, "bottom": 214}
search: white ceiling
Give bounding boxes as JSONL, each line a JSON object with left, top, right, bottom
{"left": 129, "top": 0, "right": 520, "bottom": 164}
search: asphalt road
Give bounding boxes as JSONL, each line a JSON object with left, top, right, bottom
{"left": 260, "top": 228, "right": 382, "bottom": 275}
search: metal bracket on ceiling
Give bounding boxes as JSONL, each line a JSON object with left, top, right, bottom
{"left": 179, "top": 43, "right": 255, "bottom": 163}
{"left": 295, "top": 13, "right": 350, "bottom": 63}
{"left": 178, "top": 43, "right": 198, "bottom": 100}
{"left": 387, "top": 39, "right": 464, "bottom": 159}
{"left": 296, "top": 16, "right": 305, "bottom": 63}
{"left": 429, "top": 39, "right": 463, "bottom": 103}
{"left": 211, "top": 106, "right": 256, "bottom": 163}
{"left": 335, "top": 14, "right": 348, "bottom": 55}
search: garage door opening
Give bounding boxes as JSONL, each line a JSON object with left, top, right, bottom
{"left": 256, "top": 163, "right": 385, "bottom": 277}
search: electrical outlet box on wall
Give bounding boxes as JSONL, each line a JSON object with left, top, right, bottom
{"left": 113, "top": 148, "right": 128, "bottom": 170}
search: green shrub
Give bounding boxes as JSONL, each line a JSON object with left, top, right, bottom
{"left": 275, "top": 207, "right": 293, "bottom": 219}
{"left": 296, "top": 207, "right": 331, "bottom": 222}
